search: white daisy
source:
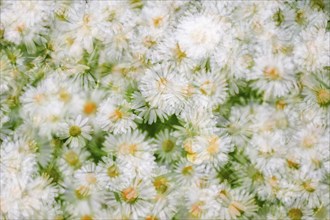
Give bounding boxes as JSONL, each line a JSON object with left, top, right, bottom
{"left": 96, "top": 98, "right": 138, "bottom": 134}
{"left": 58, "top": 115, "right": 92, "bottom": 148}
{"left": 175, "top": 13, "right": 224, "bottom": 60}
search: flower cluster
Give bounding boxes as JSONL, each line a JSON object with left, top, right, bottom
{"left": 1, "top": 1, "right": 329, "bottom": 220}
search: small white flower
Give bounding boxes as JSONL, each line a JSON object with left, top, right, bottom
{"left": 58, "top": 115, "right": 92, "bottom": 148}
{"left": 176, "top": 13, "right": 224, "bottom": 59}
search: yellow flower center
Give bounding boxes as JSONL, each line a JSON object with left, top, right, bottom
{"left": 316, "top": 88, "right": 330, "bottom": 106}
{"left": 162, "top": 139, "right": 175, "bottom": 152}
{"left": 119, "top": 143, "right": 138, "bottom": 155}
{"left": 66, "top": 37, "right": 75, "bottom": 46}
{"left": 69, "top": 125, "right": 81, "bottom": 137}
{"left": 153, "top": 176, "right": 168, "bottom": 194}
{"left": 263, "top": 66, "right": 281, "bottom": 80}
{"left": 295, "top": 10, "right": 305, "bottom": 25}
{"left": 145, "top": 215, "right": 159, "bottom": 220}
{"left": 143, "top": 36, "right": 157, "bottom": 48}
{"left": 276, "top": 100, "right": 286, "bottom": 110}
{"left": 121, "top": 187, "right": 138, "bottom": 203}
{"left": 269, "top": 176, "right": 278, "bottom": 188}
{"left": 109, "top": 108, "right": 124, "bottom": 121}
{"left": 174, "top": 43, "right": 187, "bottom": 62}
{"left": 157, "top": 77, "right": 168, "bottom": 91}
{"left": 83, "top": 101, "right": 97, "bottom": 115}
{"left": 182, "top": 165, "right": 193, "bottom": 176}
{"left": 34, "top": 93, "right": 46, "bottom": 105}
{"left": 287, "top": 159, "right": 300, "bottom": 169}
{"left": 302, "top": 135, "right": 316, "bottom": 148}
{"left": 200, "top": 80, "right": 216, "bottom": 96}
{"left": 80, "top": 215, "right": 93, "bottom": 220}
{"left": 64, "top": 151, "right": 80, "bottom": 167}
{"left": 302, "top": 181, "right": 315, "bottom": 193}
{"left": 83, "top": 14, "right": 91, "bottom": 25}
{"left": 207, "top": 136, "right": 219, "bottom": 155}
{"left": 16, "top": 23, "right": 25, "bottom": 33}
{"left": 54, "top": 215, "right": 64, "bottom": 220}
{"left": 190, "top": 201, "right": 204, "bottom": 217}
{"left": 107, "top": 165, "right": 119, "bottom": 178}
{"left": 85, "top": 173, "right": 97, "bottom": 184}
{"left": 152, "top": 16, "right": 163, "bottom": 28}
{"left": 75, "top": 185, "right": 90, "bottom": 200}
{"left": 288, "top": 208, "right": 303, "bottom": 220}
{"left": 59, "top": 89, "right": 71, "bottom": 103}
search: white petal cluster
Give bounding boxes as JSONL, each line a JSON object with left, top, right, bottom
{"left": 0, "top": 1, "right": 329, "bottom": 219}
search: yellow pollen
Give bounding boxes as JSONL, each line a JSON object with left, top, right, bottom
{"left": 302, "top": 135, "right": 316, "bottom": 148}
{"left": 121, "top": 187, "right": 138, "bottom": 203}
{"left": 186, "top": 152, "right": 198, "bottom": 163}
{"left": 145, "top": 215, "right": 159, "bottom": 220}
{"left": 109, "top": 108, "right": 123, "bottom": 121}
{"left": 207, "top": 136, "right": 219, "bottom": 155}
{"left": 59, "top": 89, "right": 71, "bottom": 102}
{"left": 152, "top": 16, "right": 163, "bottom": 28}
{"left": 162, "top": 139, "right": 175, "bottom": 152}
{"left": 64, "top": 151, "right": 80, "bottom": 167}
{"left": 83, "top": 101, "right": 97, "bottom": 115}
{"left": 107, "top": 165, "right": 119, "bottom": 178}
{"left": 66, "top": 37, "right": 75, "bottom": 46}
{"left": 81, "top": 215, "right": 93, "bottom": 220}
{"left": 200, "top": 80, "right": 216, "bottom": 96}
{"left": 54, "top": 215, "right": 64, "bottom": 220}
{"left": 183, "top": 140, "right": 194, "bottom": 154}
{"left": 287, "top": 159, "right": 300, "bottom": 169}
{"left": 143, "top": 36, "right": 157, "bottom": 48}
{"left": 302, "top": 181, "right": 315, "bottom": 193}
{"left": 316, "top": 88, "right": 330, "bottom": 106}
{"left": 157, "top": 77, "right": 168, "bottom": 91}
{"left": 228, "top": 201, "right": 246, "bottom": 218}
{"left": 16, "top": 23, "right": 25, "bottom": 33}
{"left": 190, "top": 201, "right": 204, "bottom": 217}
{"left": 174, "top": 43, "right": 187, "bottom": 61}
{"left": 288, "top": 208, "right": 303, "bottom": 220}
{"left": 295, "top": 10, "right": 305, "bottom": 25}
{"left": 182, "top": 165, "right": 193, "bottom": 176}
{"left": 83, "top": 14, "right": 90, "bottom": 24}
{"left": 182, "top": 84, "right": 194, "bottom": 97}
{"left": 276, "top": 100, "right": 286, "bottom": 110}
{"left": 153, "top": 176, "right": 168, "bottom": 194}
{"left": 119, "top": 143, "right": 138, "bottom": 155}
{"left": 269, "top": 176, "right": 278, "bottom": 188}
{"left": 69, "top": 125, "right": 81, "bottom": 137}
{"left": 75, "top": 185, "right": 90, "bottom": 200}
{"left": 263, "top": 66, "right": 281, "bottom": 80}
{"left": 34, "top": 94, "right": 45, "bottom": 104}
{"left": 85, "top": 173, "right": 97, "bottom": 184}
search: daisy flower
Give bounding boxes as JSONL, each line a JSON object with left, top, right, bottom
{"left": 104, "top": 130, "right": 156, "bottom": 178}
{"left": 139, "top": 63, "right": 188, "bottom": 115}
{"left": 175, "top": 13, "right": 224, "bottom": 60}
{"left": 217, "top": 188, "right": 258, "bottom": 220}
{"left": 58, "top": 146, "right": 91, "bottom": 177}
{"left": 154, "top": 129, "right": 181, "bottom": 164}
{"left": 131, "top": 91, "right": 169, "bottom": 125}
{"left": 96, "top": 157, "right": 132, "bottom": 191}
{"left": 106, "top": 178, "right": 157, "bottom": 219}
{"left": 96, "top": 98, "right": 138, "bottom": 134}
{"left": 58, "top": 115, "right": 92, "bottom": 148}
{"left": 194, "top": 69, "right": 228, "bottom": 108}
